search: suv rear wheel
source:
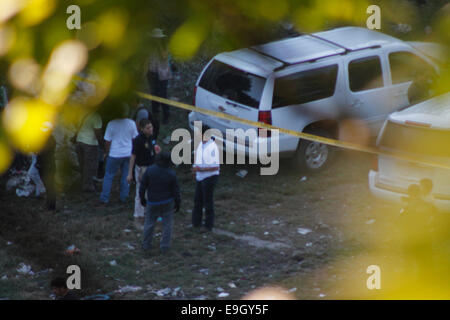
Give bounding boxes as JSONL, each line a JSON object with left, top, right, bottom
{"left": 293, "top": 128, "right": 334, "bottom": 172}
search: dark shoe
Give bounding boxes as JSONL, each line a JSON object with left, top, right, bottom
{"left": 95, "top": 201, "right": 108, "bottom": 208}
{"left": 160, "top": 247, "right": 170, "bottom": 255}
{"left": 142, "top": 250, "right": 152, "bottom": 258}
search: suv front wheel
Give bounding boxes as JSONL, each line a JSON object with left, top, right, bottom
{"left": 293, "top": 128, "right": 334, "bottom": 172}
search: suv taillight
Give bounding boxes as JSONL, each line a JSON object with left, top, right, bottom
{"left": 258, "top": 110, "right": 272, "bottom": 138}
{"left": 193, "top": 86, "right": 197, "bottom": 106}
{"left": 372, "top": 155, "right": 378, "bottom": 171}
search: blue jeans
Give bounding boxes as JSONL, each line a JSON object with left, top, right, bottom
{"left": 142, "top": 201, "right": 174, "bottom": 250}
{"left": 99, "top": 156, "right": 130, "bottom": 203}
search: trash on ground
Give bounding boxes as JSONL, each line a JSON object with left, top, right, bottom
{"left": 297, "top": 228, "right": 312, "bottom": 235}
{"left": 217, "top": 292, "right": 229, "bottom": 298}
{"left": 300, "top": 176, "right": 307, "bottom": 182}
{"left": 156, "top": 288, "right": 171, "bottom": 297}
{"left": 123, "top": 243, "right": 135, "bottom": 250}
{"left": 171, "top": 287, "right": 182, "bottom": 297}
{"left": 366, "top": 219, "right": 376, "bottom": 225}
{"left": 123, "top": 229, "right": 132, "bottom": 233}
{"left": 1, "top": 275, "right": 8, "bottom": 280}
{"left": 115, "top": 285, "right": 142, "bottom": 294}
{"left": 236, "top": 170, "right": 248, "bottom": 178}
{"left": 272, "top": 220, "right": 280, "bottom": 225}
{"left": 228, "top": 282, "right": 237, "bottom": 288}
{"left": 17, "top": 263, "right": 34, "bottom": 275}
{"left": 109, "top": 260, "right": 117, "bottom": 266}
{"left": 199, "top": 268, "right": 209, "bottom": 276}
{"left": 306, "top": 242, "right": 313, "bottom": 247}
{"left": 216, "top": 287, "right": 224, "bottom": 292}
{"left": 6, "top": 241, "right": 13, "bottom": 246}
{"left": 288, "top": 288, "right": 297, "bottom": 293}
{"left": 65, "top": 245, "right": 81, "bottom": 256}
{"left": 264, "top": 232, "right": 269, "bottom": 235}
{"left": 6, "top": 171, "right": 29, "bottom": 191}
{"left": 16, "top": 184, "right": 35, "bottom": 197}
{"left": 319, "top": 293, "right": 326, "bottom": 298}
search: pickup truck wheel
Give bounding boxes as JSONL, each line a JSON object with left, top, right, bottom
{"left": 293, "top": 129, "right": 334, "bottom": 172}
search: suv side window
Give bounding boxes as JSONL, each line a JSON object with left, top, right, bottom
{"left": 348, "top": 56, "right": 383, "bottom": 92}
{"left": 272, "top": 64, "right": 338, "bottom": 108}
{"left": 389, "top": 51, "right": 436, "bottom": 84}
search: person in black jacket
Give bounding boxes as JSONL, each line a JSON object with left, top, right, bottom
{"left": 139, "top": 152, "right": 180, "bottom": 254}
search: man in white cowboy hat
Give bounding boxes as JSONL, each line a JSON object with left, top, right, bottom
{"left": 147, "top": 28, "right": 173, "bottom": 125}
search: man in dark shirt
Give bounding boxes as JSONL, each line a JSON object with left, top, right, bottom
{"left": 139, "top": 152, "right": 180, "bottom": 255}
{"left": 127, "top": 119, "right": 161, "bottom": 222}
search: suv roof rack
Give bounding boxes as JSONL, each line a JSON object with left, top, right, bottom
{"left": 250, "top": 31, "right": 383, "bottom": 72}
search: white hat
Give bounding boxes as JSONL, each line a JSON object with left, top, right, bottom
{"left": 151, "top": 28, "right": 166, "bottom": 38}
{"left": 40, "top": 121, "right": 53, "bottom": 133}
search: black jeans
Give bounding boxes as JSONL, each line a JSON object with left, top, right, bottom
{"left": 192, "top": 175, "right": 219, "bottom": 230}
{"left": 37, "top": 153, "right": 56, "bottom": 211}
{"left": 147, "top": 71, "right": 169, "bottom": 121}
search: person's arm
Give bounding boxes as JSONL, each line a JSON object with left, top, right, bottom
{"left": 127, "top": 154, "right": 136, "bottom": 183}
{"left": 94, "top": 128, "right": 104, "bottom": 149}
{"left": 103, "top": 122, "right": 112, "bottom": 159}
{"left": 104, "top": 140, "right": 111, "bottom": 159}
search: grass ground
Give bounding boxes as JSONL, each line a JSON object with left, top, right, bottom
{"left": 0, "top": 127, "right": 414, "bottom": 300}
{"left": 1, "top": 51, "right": 449, "bottom": 300}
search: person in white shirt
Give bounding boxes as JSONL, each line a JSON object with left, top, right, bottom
{"left": 99, "top": 107, "right": 139, "bottom": 204}
{"left": 192, "top": 126, "right": 220, "bottom": 231}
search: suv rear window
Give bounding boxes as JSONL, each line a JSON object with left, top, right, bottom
{"left": 272, "top": 64, "right": 338, "bottom": 108}
{"left": 379, "top": 121, "right": 450, "bottom": 158}
{"left": 349, "top": 56, "right": 383, "bottom": 92}
{"left": 198, "top": 60, "right": 266, "bottom": 108}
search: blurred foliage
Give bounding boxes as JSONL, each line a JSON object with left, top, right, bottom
{"left": 0, "top": 0, "right": 448, "bottom": 299}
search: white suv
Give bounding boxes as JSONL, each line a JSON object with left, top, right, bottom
{"left": 189, "top": 27, "right": 440, "bottom": 171}
{"left": 369, "top": 92, "right": 450, "bottom": 212}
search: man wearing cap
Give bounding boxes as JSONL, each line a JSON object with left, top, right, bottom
{"left": 147, "top": 28, "right": 173, "bottom": 124}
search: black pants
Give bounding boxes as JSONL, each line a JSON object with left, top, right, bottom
{"left": 37, "top": 154, "right": 56, "bottom": 211}
{"left": 192, "top": 175, "right": 219, "bottom": 230}
{"left": 147, "top": 71, "right": 169, "bottom": 122}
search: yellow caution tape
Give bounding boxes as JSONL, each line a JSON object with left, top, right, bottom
{"left": 136, "top": 91, "right": 450, "bottom": 171}
{"left": 71, "top": 73, "right": 450, "bottom": 171}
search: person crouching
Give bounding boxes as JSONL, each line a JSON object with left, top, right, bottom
{"left": 139, "top": 152, "right": 180, "bottom": 255}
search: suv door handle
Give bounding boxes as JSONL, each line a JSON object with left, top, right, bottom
{"left": 351, "top": 99, "right": 363, "bottom": 108}
{"left": 226, "top": 101, "right": 251, "bottom": 111}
